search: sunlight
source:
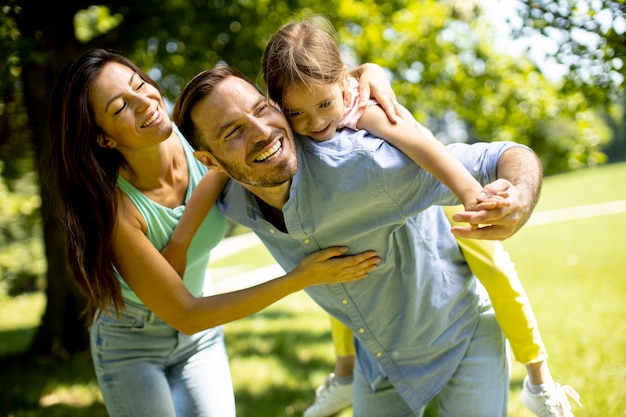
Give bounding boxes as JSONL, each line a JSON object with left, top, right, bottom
{"left": 39, "top": 384, "right": 103, "bottom": 408}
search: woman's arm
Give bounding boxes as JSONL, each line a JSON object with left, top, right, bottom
{"left": 113, "top": 196, "right": 380, "bottom": 335}
{"left": 161, "top": 170, "right": 229, "bottom": 277}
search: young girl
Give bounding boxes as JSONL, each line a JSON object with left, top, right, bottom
{"left": 262, "top": 17, "right": 494, "bottom": 215}
{"left": 260, "top": 17, "right": 580, "bottom": 417}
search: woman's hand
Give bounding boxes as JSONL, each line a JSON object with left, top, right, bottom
{"left": 291, "top": 247, "right": 380, "bottom": 286}
{"left": 350, "top": 63, "right": 403, "bottom": 123}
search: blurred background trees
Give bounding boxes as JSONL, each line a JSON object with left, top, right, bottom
{"left": 1, "top": 0, "right": 624, "bottom": 356}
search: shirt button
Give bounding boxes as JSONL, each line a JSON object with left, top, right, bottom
{"left": 376, "top": 352, "right": 383, "bottom": 358}
{"left": 303, "top": 238, "right": 311, "bottom": 244}
{"left": 358, "top": 328, "right": 365, "bottom": 334}
{"left": 269, "top": 228, "right": 276, "bottom": 234}
{"left": 342, "top": 299, "right": 348, "bottom": 305}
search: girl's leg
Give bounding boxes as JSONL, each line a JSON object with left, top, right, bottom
{"left": 443, "top": 205, "right": 548, "bottom": 366}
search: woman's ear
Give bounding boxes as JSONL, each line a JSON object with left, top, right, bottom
{"left": 97, "top": 134, "right": 117, "bottom": 149}
{"left": 194, "top": 150, "right": 222, "bottom": 172}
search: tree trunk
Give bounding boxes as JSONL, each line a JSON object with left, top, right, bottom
{"left": 16, "top": 1, "right": 93, "bottom": 358}
{"left": 16, "top": 0, "right": 144, "bottom": 357}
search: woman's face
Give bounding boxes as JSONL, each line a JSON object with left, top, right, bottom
{"left": 89, "top": 62, "right": 172, "bottom": 151}
{"left": 282, "top": 81, "right": 345, "bottom": 142}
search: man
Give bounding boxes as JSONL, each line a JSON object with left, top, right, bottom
{"left": 173, "top": 66, "right": 543, "bottom": 416}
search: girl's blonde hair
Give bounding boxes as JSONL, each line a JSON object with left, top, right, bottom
{"left": 262, "top": 16, "right": 345, "bottom": 107}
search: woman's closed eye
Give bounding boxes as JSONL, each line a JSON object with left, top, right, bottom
{"left": 113, "top": 101, "right": 127, "bottom": 115}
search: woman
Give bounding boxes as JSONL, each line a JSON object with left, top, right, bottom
{"left": 47, "top": 49, "right": 385, "bottom": 417}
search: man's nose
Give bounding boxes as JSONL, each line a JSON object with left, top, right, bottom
{"left": 248, "top": 117, "right": 272, "bottom": 142}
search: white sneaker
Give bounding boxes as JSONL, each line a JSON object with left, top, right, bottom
{"left": 520, "top": 376, "right": 582, "bottom": 417}
{"left": 303, "top": 373, "right": 353, "bottom": 417}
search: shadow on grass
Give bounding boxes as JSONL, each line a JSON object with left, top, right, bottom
{"left": 224, "top": 308, "right": 441, "bottom": 417}
{"left": 1, "top": 308, "right": 488, "bottom": 417}
{"left": 0, "top": 345, "right": 107, "bottom": 417}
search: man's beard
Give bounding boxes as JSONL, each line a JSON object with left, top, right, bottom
{"left": 213, "top": 147, "right": 297, "bottom": 188}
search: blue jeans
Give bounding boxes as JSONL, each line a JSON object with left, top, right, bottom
{"left": 90, "top": 300, "right": 235, "bottom": 417}
{"left": 352, "top": 307, "right": 509, "bottom": 417}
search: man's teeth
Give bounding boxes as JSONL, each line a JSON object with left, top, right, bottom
{"left": 142, "top": 110, "right": 158, "bottom": 127}
{"left": 255, "top": 141, "right": 282, "bottom": 162}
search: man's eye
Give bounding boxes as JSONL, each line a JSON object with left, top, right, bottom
{"left": 224, "top": 126, "right": 240, "bottom": 140}
{"left": 257, "top": 103, "right": 268, "bottom": 115}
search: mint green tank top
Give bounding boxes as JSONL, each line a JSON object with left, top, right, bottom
{"left": 115, "top": 125, "right": 227, "bottom": 304}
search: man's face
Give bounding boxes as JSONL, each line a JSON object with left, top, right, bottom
{"left": 191, "top": 76, "right": 297, "bottom": 188}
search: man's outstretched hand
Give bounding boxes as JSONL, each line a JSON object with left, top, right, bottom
{"left": 451, "top": 179, "right": 533, "bottom": 240}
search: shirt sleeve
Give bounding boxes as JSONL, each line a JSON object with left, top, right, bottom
{"left": 370, "top": 139, "right": 524, "bottom": 217}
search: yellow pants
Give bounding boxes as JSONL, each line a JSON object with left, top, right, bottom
{"left": 329, "top": 206, "right": 547, "bottom": 364}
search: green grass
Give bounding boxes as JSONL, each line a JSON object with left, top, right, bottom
{"left": 1, "top": 161, "right": 625, "bottom": 416}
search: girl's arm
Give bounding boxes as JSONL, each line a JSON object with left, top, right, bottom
{"left": 358, "top": 105, "right": 487, "bottom": 211}
{"left": 113, "top": 196, "right": 380, "bottom": 335}
{"left": 161, "top": 170, "right": 229, "bottom": 277}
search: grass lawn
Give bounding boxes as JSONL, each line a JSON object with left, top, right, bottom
{"left": 1, "top": 161, "right": 625, "bottom": 416}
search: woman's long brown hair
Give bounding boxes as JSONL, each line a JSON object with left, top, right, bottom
{"left": 47, "top": 49, "right": 161, "bottom": 319}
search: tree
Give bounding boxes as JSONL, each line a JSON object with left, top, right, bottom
{"left": 329, "top": 0, "right": 611, "bottom": 173}
{"left": 514, "top": 0, "right": 625, "bottom": 105}
{"left": 514, "top": 0, "right": 626, "bottom": 162}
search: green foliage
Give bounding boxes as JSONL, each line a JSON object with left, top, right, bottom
{"left": 1, "top": 0, "right": 620, "bottom": 174}
{"left": 0, "top": 162, "right": 45, "bottom": 297}
{"left": 515, "top": 0, "right": 626, "bottom": 105}
{"left": 74, "top": 5, "right": 123, "bottom": 43}
{"left": 326, "top": 0, "right": 612, "bottom": 174}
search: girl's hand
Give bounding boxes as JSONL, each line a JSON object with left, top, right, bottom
{"left": 291, "top": 247, "right": 380, "bottom": 286}
{"left": 350, "top": 63, "right": 403, "bottom": 124}
{"left": 464, "top": 191, "right": 511, "bottom": 212}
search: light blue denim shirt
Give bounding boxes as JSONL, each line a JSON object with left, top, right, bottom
{"left": 218, "top": 129, "right": 520, "bottom": 410}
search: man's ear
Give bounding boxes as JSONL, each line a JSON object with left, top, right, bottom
{"left": 194, "top": 150, "right": 222, "bottom": 171}
{"left": 96, "top": 134, "right": 117, "bottom": 149}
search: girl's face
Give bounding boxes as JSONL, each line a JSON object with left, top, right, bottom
{"left": 282, "top": 81, "right": 345, "bottom": 142}
{"left": 89, "top": 62, "right": 172, "bottom": 151}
